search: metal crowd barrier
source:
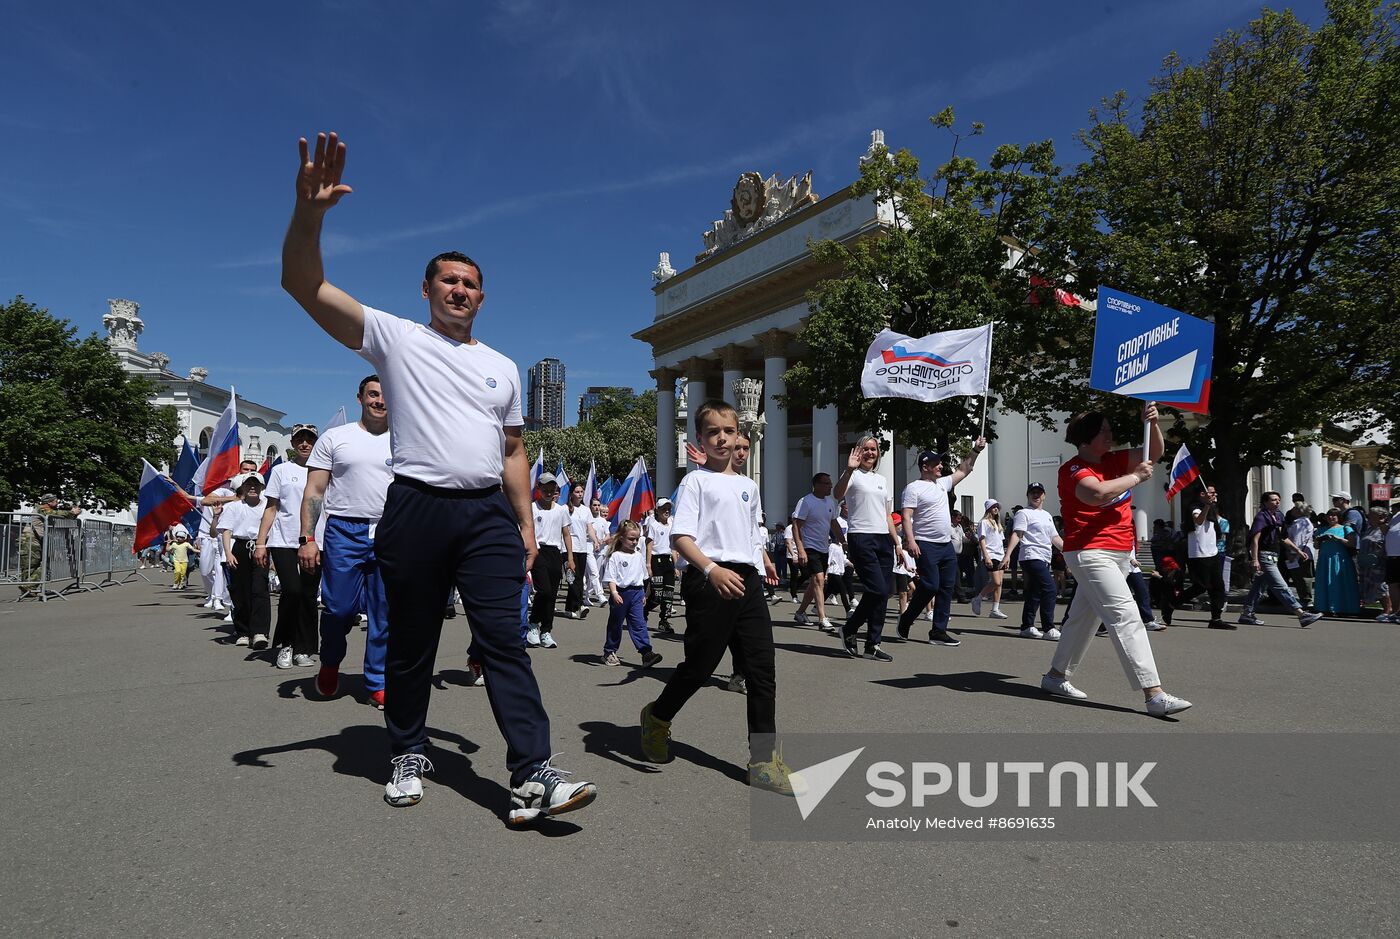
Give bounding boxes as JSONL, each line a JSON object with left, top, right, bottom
{"left": 1, "top": 512, "right": 145, "bottom": 602}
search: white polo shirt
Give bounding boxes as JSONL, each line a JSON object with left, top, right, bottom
{"left": 901, "top": 477, "right": 955, "bottom": 543}
{"left": 357, "top": 305, "right": 522, "bottom": 489}
{"left": 307, "top": 422, "right": 394, "bottom": 521}
{"left": 671, "top": 467, "right": 764, "bottom": 565}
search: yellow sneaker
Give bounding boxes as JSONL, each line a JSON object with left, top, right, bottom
{"left": 748, "top": 747, "right": 808, "bottom": 797}
{"left": 639, "top": 703, "right": 673, "bottom": 763}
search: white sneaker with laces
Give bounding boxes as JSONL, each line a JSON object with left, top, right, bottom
{"left": 819, "top": 620, "right": 838, "bottom": 634}
{"left": 1043, "top": 627, "right": 1062, "bottom": 641}
{"left": 508, "top": 757, "right": 598, "bottom": 826}
{"left": 1020, "top": 626, "right": 1044, "bottom": 639}
{"left": 294, "top": 653, "right": 314, "bottom": 667}
{"left": 251, "top": 634, "right": 270, "bottom": 651}
{"left": 384, "top": 753, "right": 433, "bottom": 807}
{"left": 234, "top": 635, "right": 249, "bottom": 647}
{"left": 924, "top": 609, "right": 934, "bottom": 622}
{"left": 526, "top": 627, "right": 542, "bottom": 647}
{"left": 276, "top": 646, "right": 293, "bottom": 669}
{"left": 988, "top": 609, "right": 1008, "bottom": 620}
{"left": 540, "top": 632, "right": 558, "bottom": 649}
{"left": 1146, "top": 691, "right": 1193, "bottom": 717}
{"left": 1040, "top": 673, "right": 1088, "bottom": 699}
{"left": 1145, "top": 620, "right": 1167, "bottom": 631}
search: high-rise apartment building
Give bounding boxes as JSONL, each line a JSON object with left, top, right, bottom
{"left": 578, "top": 386, "right": 635, "bottom": 424}
{"left": 526, "top": 357, "right": 566, "bottom": 429}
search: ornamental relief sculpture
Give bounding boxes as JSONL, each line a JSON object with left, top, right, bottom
{"left": 698, "top": 170, "right": 817, "bottom": 261}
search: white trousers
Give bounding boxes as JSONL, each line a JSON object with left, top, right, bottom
{"left": 1051, "top": 549, "right": 1160, "bottom": 690}
{"left": 198, "top": 536, "right": 229, "bottom": 603}
{"left": 585, "top": 551, "right": 604, "bottom": 601}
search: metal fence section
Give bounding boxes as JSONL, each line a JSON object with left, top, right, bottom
{"left": 1, "top": 512, "right": 144, "bottom": 602}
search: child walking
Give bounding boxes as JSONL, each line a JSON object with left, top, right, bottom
{"left": 170, "top": 529, "right": 198, "bottom": 590}
{"left": 639, "top": 398, "right": 803, "bottom": 796}
{"left": 602, "top": 521, "right": 664, "bottom": 668}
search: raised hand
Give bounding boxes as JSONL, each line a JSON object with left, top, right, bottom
{"left": 846, "top": 446, "right": 862, "bottom": 471}
{"left": 685, "top": 439, "right": 705, "bottom": 465}
{"left": 295, "top": 132, "right": 353, "bottom": 211}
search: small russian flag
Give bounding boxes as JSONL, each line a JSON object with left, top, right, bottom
{"left": 135, "top": 460, "right": 196, "bottom": 552}
{"left": 608, "top": 457, "right": 655, "bottom": 533}
{"left": 1165, "top": 444, "right": 1201, "bottom": 502}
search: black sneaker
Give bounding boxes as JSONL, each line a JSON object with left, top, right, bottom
{"left": 1237, "top": 613, "right": 1262, "bottom": 626}
{"left": 842, "top": 636, "right": 860, "bottom": 658}
{"left": 1208, "top": 619, "right": 1238, "bottom": 630}
{"left": 865, "top": 646, "right": 893, "bottom": 662}
{"left": 640, "top": 649, "right": 663, "bottom": 668}
{"left": 1096, "top": 625, "right": 1109, "bottom": 637}
{"left": 892, "top": 622, "right": 910, "bottom": 643}
{"left": 929, "top": 630, "right": 961, "bottom": 647}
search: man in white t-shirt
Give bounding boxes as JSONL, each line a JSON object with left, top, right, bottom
{"left": 561, "top": 482, "right": 594, "bottom": 621}
{"left": 256, "top": 424, "right": 321, "bottom": 668}
{"left": 1000, "top": 482, "right": 1064, "bottom": 640}
{"left": 528, "top": 474, "right": 573, "bottom": 647}
{"left": 1180, "top": 485, "right": 1232, "bottom": 629}
{"left": 280, "top": 131, "right": 595, "bottom": 825}
{"left": 644, "top": 499, "right": 677, "bottom": 633}
{"left": 832, "top": 435, "right": 901, "bottom": 661}
{"left": 298, "top": 375, "right": 393, "bottom": 708}
{"left": 897, "top": 444, "right": 986, "bottom": 645}
{"left": 793, "top": 473, "right": 845, "bottom": 630}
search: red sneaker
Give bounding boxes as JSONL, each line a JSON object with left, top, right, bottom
{"left": 367, "top": 689, "right": 385, "bottom": 710}
{"left": 315, "top": 666, "right": 339, "bottom": 698}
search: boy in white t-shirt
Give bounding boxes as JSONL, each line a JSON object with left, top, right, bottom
{"left": 1000, "top": 482, "right": 1064, "bottom": 640}
{"left": 640, "top": 399, "right": 801, "bottom": 796}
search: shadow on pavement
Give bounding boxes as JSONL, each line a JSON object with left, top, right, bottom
{"left": 872, "top": 669, "right": 1141, "bottom": 715}
{"left": 578, "top": 720, "right": 748, "bottom": 786}
{"left": 773, "top": 639, "right": 851, "bottom": 660}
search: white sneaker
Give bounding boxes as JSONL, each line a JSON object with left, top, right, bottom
{"left": 819, "top": 620, "right": 838, "bottom": 634}
{"left": 276, "top": 646, "right": 294, "bottom": 669}
{"left": 970, "top": 595, "right": 983, "bottom": 616}
{"left": 234, "top": 635, "right": 250, "bottom": 647}
{"left": 1040, "top": 673, "right": 1088, "bottom": 699}
{"left": 1043, "top": 628, "right": 1062, "bottom": 641}
{"left": 826, "top": 596, "right": 838, "bottom": 606}
{"left": 1020, "top": 626, "right": 1044, "bottom": 639}
{"left": 222, "top": 612, "right": 234, "bottom": 624}
{"left": 540, "top": 633, "right": 558, "bottom": 649}
{"left": 508, "top": 757, "right": 597, "bottom": 826}
{"left": 924, "top": 609, "right": 934, "bottom": 622}
{"left": 1145, "top": 620, "right": 1167, "bottom": 632}
{"left": 1146, "top": 692, "right": 1193, "bottom": 717}
{"left": 213, "top": 600, "right": 227, "bottom": 611}
{"left": 526, "top": 627, "right": 542, "bottom": 647}
{"left": 794, "top": 611, "right": 811, "bottom": 626}
{"left": 294, "top": 653, "right": 314, "bottom": 667}
{"left": 201, "top": 599, "right": 214, "bottom": 609}
{"left": 384, "top": 753, "right": 433, "bottom": 807}
{"left": 251, "top": 634, "right": 270, "bottom": 651}
{"left": 989, "top": 608, "right": 1008, "bottom": 620}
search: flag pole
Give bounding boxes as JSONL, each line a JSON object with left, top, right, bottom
{"left": 978, "top": 322, "right": 994, "bottom": 439}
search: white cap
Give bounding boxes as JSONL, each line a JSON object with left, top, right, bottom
{"left": 1331, "top": 490, "right": 1352, "bottom": 502}
{"left": 655, "top": 498, "right": 672, "bottom": 510}
{"left": 537, "top": 472, "right": 558, "bottom": 486}
{"left": 983, "top": 498, "right": 1000, "bottom": 511}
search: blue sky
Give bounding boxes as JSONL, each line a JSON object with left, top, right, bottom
{"left": 2, "top": 0, "right": 1328, "bottom": 427}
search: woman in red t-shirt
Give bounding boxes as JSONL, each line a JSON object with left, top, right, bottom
{"left": 1040, "top": 403, "right": 1194, "bottom": 717}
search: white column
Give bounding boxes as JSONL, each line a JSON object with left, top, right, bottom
{"left": 652, "top": 368, "right": 677, "bottom": 499}
{"left": 1327, "top": 458, "right": 1343, "bottom": 499}
{"left": 1300, "top": 440, "right": 1327, "bottom": 511}
{"left": 1275, "top": 447, "right": 1299, "bottom": 501}
{"left": 683, "top": 357, "right": 708, "bottom": 444}
{"left": 721, "top": 344, "right": 745, "bottom": 407}
{"left": 812, "top": 405, "right": 839, "bottom": 478}
{"left": 762, "top": 335, "right": 788, "bottom": 525}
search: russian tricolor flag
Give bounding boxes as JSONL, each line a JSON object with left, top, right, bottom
{"left": 1165, "top": 444, "right": 1201, "bottom": 502}
{"left": 172, "top": 440, "right": 204, "bottom": 538}
{"left": 530, "top": 448, "right": 545, "bottom": 501}
{"left": 555, "top": 460, "right": 571, "bottom": 502}
{"left": 583, "top": 460, "right": 597, "bottom": 506}
{"left": 135, "top": 459, "right": 196, "bottom": 552}
{"left": 193, "top": 388, "right": 240, "bottom": 495}
{"left": 608, "top": 457, "right": 655, "bottom": 533}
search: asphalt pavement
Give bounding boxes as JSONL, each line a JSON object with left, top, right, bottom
{"left": 2, "top": 576, "right": 1397, "bottom": 938}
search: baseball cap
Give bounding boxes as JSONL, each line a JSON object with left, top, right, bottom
{"left": 290, "top": 423, "right": 319, "bottom": 442}
{"left": 1027, "top": 481, "right": 1046, "bottom": 494}
{"left": 38, "top": 492, "right": 57, "bottom": 503}
{"left": 917, "top": 450, "right": 947, "bottom": 467}
{"left": 655, "top": 498, "right": 672, "bottom": 510}
{"left": 1331, "top": 490, "right": 1352, "bottom": 502}
{"left": 233, "top": 472, "right": 265, "bottom": 492}
{"left": 537, "top": 472, "right": 558, "bottom": 486}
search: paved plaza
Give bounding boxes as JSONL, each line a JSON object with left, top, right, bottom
{"left": 2, "top": 578, "right": 1397, "bottom": 938}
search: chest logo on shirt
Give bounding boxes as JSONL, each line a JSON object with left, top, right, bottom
{"left": 384, "top": 458, "right": 393, "bottom": 467}
{"left": 741, "top": 492, "right": 750, "bottom": 502}
{"left": 485, "top": 377, "right": 498, "bottom": 388}
{"left": 1069, "top": 465, "right": 1080, "bottom": 474}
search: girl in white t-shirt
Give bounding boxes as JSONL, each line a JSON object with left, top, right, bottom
{"left": 893, "top": 543, "right": 917, "bottom": 618}
{"left": 973, "top": 500, "right": 1008, "bottom": 618}
{"left": 825, "top": 540, "right": 855, "bottom": 615}
{"left": 602, "top": 521, "right": 662, "bottom": 668}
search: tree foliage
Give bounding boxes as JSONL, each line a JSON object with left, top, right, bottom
{"left": 786, "top": 112, "right": 1101, "bottom": 452}
{"left": 0, "top": 296, "right": 180, "bottom": 510}
{"left": 523, "top": 388, "right": 657, "bottom": 483}
{"left": 1069, "top": 0, "right": 1400, "bottom": 523}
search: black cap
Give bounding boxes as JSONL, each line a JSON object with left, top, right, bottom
{"left": 1027, "top": 481, "right": 1046, "bottom": 493}
{"left": 917, "top": 450, "right": 946, "bottom": 467}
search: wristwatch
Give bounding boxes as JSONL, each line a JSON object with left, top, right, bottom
{"left": 299, "top": 535, "right": 315, "bottom": 546}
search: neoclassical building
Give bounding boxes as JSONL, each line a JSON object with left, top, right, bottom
{"left": 103, "top": 298, "right": 298, "bottom": 467}
{"left": 636, "top": 132, "right": 1395, "bottom": 526}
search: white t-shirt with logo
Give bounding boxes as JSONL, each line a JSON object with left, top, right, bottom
{"left": 567, "top": 505, "right": 594, "bottom": 552}
{"left": 794, "top": 493, "right": 840, "bottom": 552}
{"left": 645, "top": 517, "right": 672, "bottom": 556}
{"left": 357, "top": 305, "right": 523, "bottom": 489}
{"left": 842, "top": 470, "right": 893, "bottom": 534}
{"left": 1188, "top": 510, "right": 1219, "bottom": 559}
{"left": 263, "top": 462, "right": 308, "bottom": 549}
{"left": 603, "top": 549, "right": 647, "bottom": 588}
{"left": 978, "top": 519, "right": 1006, "bottom": 560}
{"left": 671, "top": 467, "right": 764, "bottom": 565}
{"left": 533, "top": 502, "right": 571, "bottom": 551}
{"left": 307, "top": 422, "right": 393, "bottom": 521}
{"left": 1012, "top": 506, "right": 1058, "bottom": 564}
{"left": 901, "top": 477, "right": 955, "bottom": 543}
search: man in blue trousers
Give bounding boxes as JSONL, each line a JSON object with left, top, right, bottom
{"left": 299, "top": 375, "right": 394, "bottom": 710}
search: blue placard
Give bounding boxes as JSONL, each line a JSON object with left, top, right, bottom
{"left": 1088, "top": 287, "right": 1213, "bottom": 404}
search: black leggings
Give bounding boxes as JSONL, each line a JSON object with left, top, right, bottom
{"left": 270, "top": 546, "right": 319, "bottom": 655}
{"left": 1184, "top": 557, "right": 1225, "bottom": 620}
{"left": 228, "top": 538, "right": 270, "bottom": 639}
{"left": 530, "top": 546, "right": 564, "bottom": 634}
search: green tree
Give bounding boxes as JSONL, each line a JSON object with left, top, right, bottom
{"left": 522, "top": 389, "right": 657, "bottom": 485}
{"left": 1069, "top": 0, "right": 1400, "bottom": 528}
{"left": 0, "top": 296, "right": 180, "bottom": 510}
{"left": 785, "top": 114, "right": 1098, "bottom": 454}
